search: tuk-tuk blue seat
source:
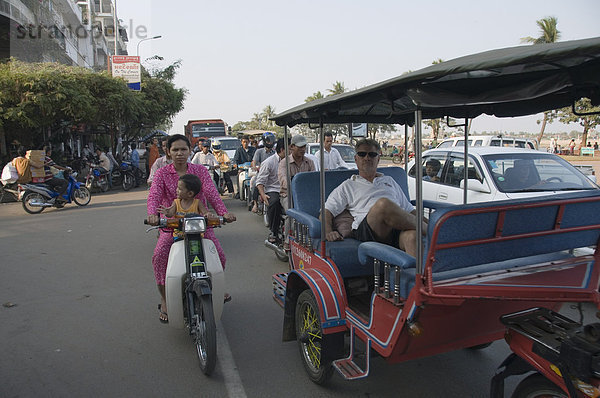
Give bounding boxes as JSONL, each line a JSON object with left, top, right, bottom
{"left": 287, "top": 167, "right": 410, "bottom": 278}
{"left": 358, "top": 190, "right": 600, "bottom": 298}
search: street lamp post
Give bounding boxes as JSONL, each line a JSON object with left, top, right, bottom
{"left": 136, "top": 35, "right": 162, "bottom": 57}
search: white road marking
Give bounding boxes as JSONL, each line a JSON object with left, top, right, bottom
{"left": 217, "top": 321, "right": 247, "bottom": 398}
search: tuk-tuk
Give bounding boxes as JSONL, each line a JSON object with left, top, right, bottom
{"left": 271, "top": 37, "right": 600, "bottom": 396}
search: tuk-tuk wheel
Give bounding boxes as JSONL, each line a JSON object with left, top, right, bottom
{"left": 295, "top": 289, "right": 333, "bottom": 385}
{"left": 511, "top": 373, "right": 567, "bottom": 398}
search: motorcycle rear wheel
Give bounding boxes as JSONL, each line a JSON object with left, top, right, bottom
{"left": 392, "top": 154, "right": 402, "bottom": 164}
{"left": 194, "top": 293, "right": 217, "bottom": 375}
{"left": 99, "top": 178, "right": 109, "bottom": 192}
{"left": 122, "top": 172, "right": 134, "bottom": 191}
{"left": 73, "top": 187, "right": 91, "bottom": 206}
{"left": 511, "top": 373, "right": 566, "bottom": 398}
{"left": 22, "top": 192, "right": 45, "bottom": 214}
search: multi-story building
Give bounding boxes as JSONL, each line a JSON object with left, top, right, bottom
{"left": 0, "top": 0, "right": 128, "bottom": 69}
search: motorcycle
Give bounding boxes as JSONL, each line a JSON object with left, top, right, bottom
{"left": 215, "top": 163, "right": 234, "bottom": 195}
{"left": 491, "top": 306, "right": 600, "bottom": 398}
{"left": 19, "top": 169, "right": 91, "bottom": 214}
{"left": 236, "top": 162, "right": 253, "bottom": 203}
{"left": 145, "top": 214, "right": 227, "bottom": 375}
{"left": 264, "top": 209, "right": 288, "bottom": 263}
{"left": 110, "top": 161, "right": 135, "bottom": 191}
{"left": 0, "top": 180, "right": 20, "bottom": 203}
{"left": 85, "top": 162, "right": 110, "bottom": 192}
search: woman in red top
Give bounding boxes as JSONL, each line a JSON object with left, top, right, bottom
{"left": 147, "top": 134, "right": 235, "bottom": 323}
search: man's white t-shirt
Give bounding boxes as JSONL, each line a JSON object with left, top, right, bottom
{"left": 315, "top": 147, "right": 348, "bottom": 170}
{"left": 325, "top": 173, "right": 414, "bottom": 230}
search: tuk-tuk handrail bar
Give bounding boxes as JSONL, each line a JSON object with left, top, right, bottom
{"left": 430, "top": 223, "right": 600, "bottom": 252}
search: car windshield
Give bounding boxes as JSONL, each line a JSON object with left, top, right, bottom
{"left": 215, "top": 139, "right": 240, "bottom": 150}
{"left": 482, "top": 153, "right": 597, "bottom": 193}
{"left": 333, "top": 145, "right": 356, "bottom": 162}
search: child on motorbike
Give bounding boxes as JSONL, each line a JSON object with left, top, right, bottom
{"left": 157, "top": 174, "right": 213, "bottom": 239}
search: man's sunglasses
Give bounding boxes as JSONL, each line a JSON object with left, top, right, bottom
{"left": 356, "top": 151, "right": 379, "bottom": 158}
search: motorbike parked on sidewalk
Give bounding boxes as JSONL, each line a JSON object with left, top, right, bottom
{"left": 20, "top": 169, "right": 91, "bottom": 214}
{"left": 85, "top": 162, "right": 110, "bottom": 192}
{"left": 145, "top": 214, "right": 227, "bottom": 375}
{"left": 110, "top": 161, "right": 135, "bottom": 191}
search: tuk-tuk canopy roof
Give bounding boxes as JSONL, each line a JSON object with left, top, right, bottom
{"left": 272, "top": 37, "right": 600, "bottom": 127}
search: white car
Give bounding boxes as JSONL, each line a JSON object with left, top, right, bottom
{"left": 407, "top": 147, "right": 598, "bottom": 205}
{"left": 307, "top": 143, "right": 357, "bottom": 169}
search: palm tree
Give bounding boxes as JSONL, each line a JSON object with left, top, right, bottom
{"left": 305, "top": 91, "right": 324, "bottom": 102}
{"left": 327, "top": 81, "right": 346, "bottom": 96}
{"left": 521, "top": 16, "right": 561, "bottom": 147}
{"left": 521, "top": 16, "right": 561, "bottom": 44}
{"left": 261, "top": 105, "right": 277, "bottom": 128}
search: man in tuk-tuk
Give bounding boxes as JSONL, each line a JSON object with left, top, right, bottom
{"left": 323, "top": 138, "right": 424, "bottom": 257}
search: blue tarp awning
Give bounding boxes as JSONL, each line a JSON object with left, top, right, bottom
{"left": 141, "top": 130, "right": 168, "bottom": 141}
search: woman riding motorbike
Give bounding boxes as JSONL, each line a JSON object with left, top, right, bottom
{"left": 146, "top": 134, "right": 236, "bottom": 323}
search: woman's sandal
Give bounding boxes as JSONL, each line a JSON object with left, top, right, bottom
{"left": 224, "top": 293, "right": 232, "bottom": 303}
{"left": 158, "top": 304, "right": 168, "bottom": 324}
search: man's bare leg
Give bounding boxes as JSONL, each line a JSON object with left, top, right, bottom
{"left": 366, "top": 197, "right": 420, "bottom": 256}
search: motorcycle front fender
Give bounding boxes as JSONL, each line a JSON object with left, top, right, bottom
{"left": 192, "top": 279, "right": 212, "bottom": 296}
{"left": 165, "top": 238, "right": 225, "bottom": 329}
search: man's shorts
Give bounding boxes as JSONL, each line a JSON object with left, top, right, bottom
{"left": 351, "top": 217, "right": 401, "bottom": 248}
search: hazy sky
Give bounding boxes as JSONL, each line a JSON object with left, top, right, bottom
{"left": 117, "top": 0, "right": 600, "bottom": 136}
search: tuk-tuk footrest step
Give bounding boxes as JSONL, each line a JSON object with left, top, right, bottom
{"left": 272, "top": 273, "right": 288, "bottom": 308}
{"left": 333, "top": 357, "right": 368, "bottom": 380}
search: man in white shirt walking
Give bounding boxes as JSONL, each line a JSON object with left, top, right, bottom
{"left": 315, "top": 132, "right": 349, "bottom": 170}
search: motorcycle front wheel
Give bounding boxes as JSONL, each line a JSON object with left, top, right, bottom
{"left": 194, "top": 293, "right": 217, "bottom": 375}
{"left": 73, "top": 187, "right": 91, "bottom": 206}
{"left": 122, "top": 172, "right": 134, "bottom": 191}
{"left": 22, "top": 192, "right": 45, "bottom": 214}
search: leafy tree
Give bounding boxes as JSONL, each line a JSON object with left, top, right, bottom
{"left": 0, "top": 58, "right": 185, "bottom": 159}
{"left": 521, "top": 16, "right": 561, "bottom": 146}
{"left": 556, "top": 99, "right": 600, "bottom": 147}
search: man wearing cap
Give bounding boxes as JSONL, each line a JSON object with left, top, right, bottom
{"left": 278, "top": 134, "right": 315, "bottom": 247}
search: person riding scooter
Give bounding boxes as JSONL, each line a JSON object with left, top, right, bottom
{"left": 212, "top": 141, "right": 235, "bottom": 195}
{"left": 249, "top": 132, "right": 276, "bottom": 211}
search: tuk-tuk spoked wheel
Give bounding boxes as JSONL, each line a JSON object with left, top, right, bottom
{"left": 295, "top": 289, "right": 333, "bottom": 385}
{"left": 511, "top": 373, "right": 567, "bottom": 398}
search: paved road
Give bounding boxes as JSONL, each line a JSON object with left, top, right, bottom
{"left": 1, "top": 188, "right": 595, "bottom": 397}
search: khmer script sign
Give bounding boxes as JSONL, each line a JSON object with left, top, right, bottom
{"left": 111, "top": 56, "right": 141, "bottom": 91}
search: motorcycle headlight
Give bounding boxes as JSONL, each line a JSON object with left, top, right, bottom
{"left": 184, "top": 217, "right": 206, "bottom": 234}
